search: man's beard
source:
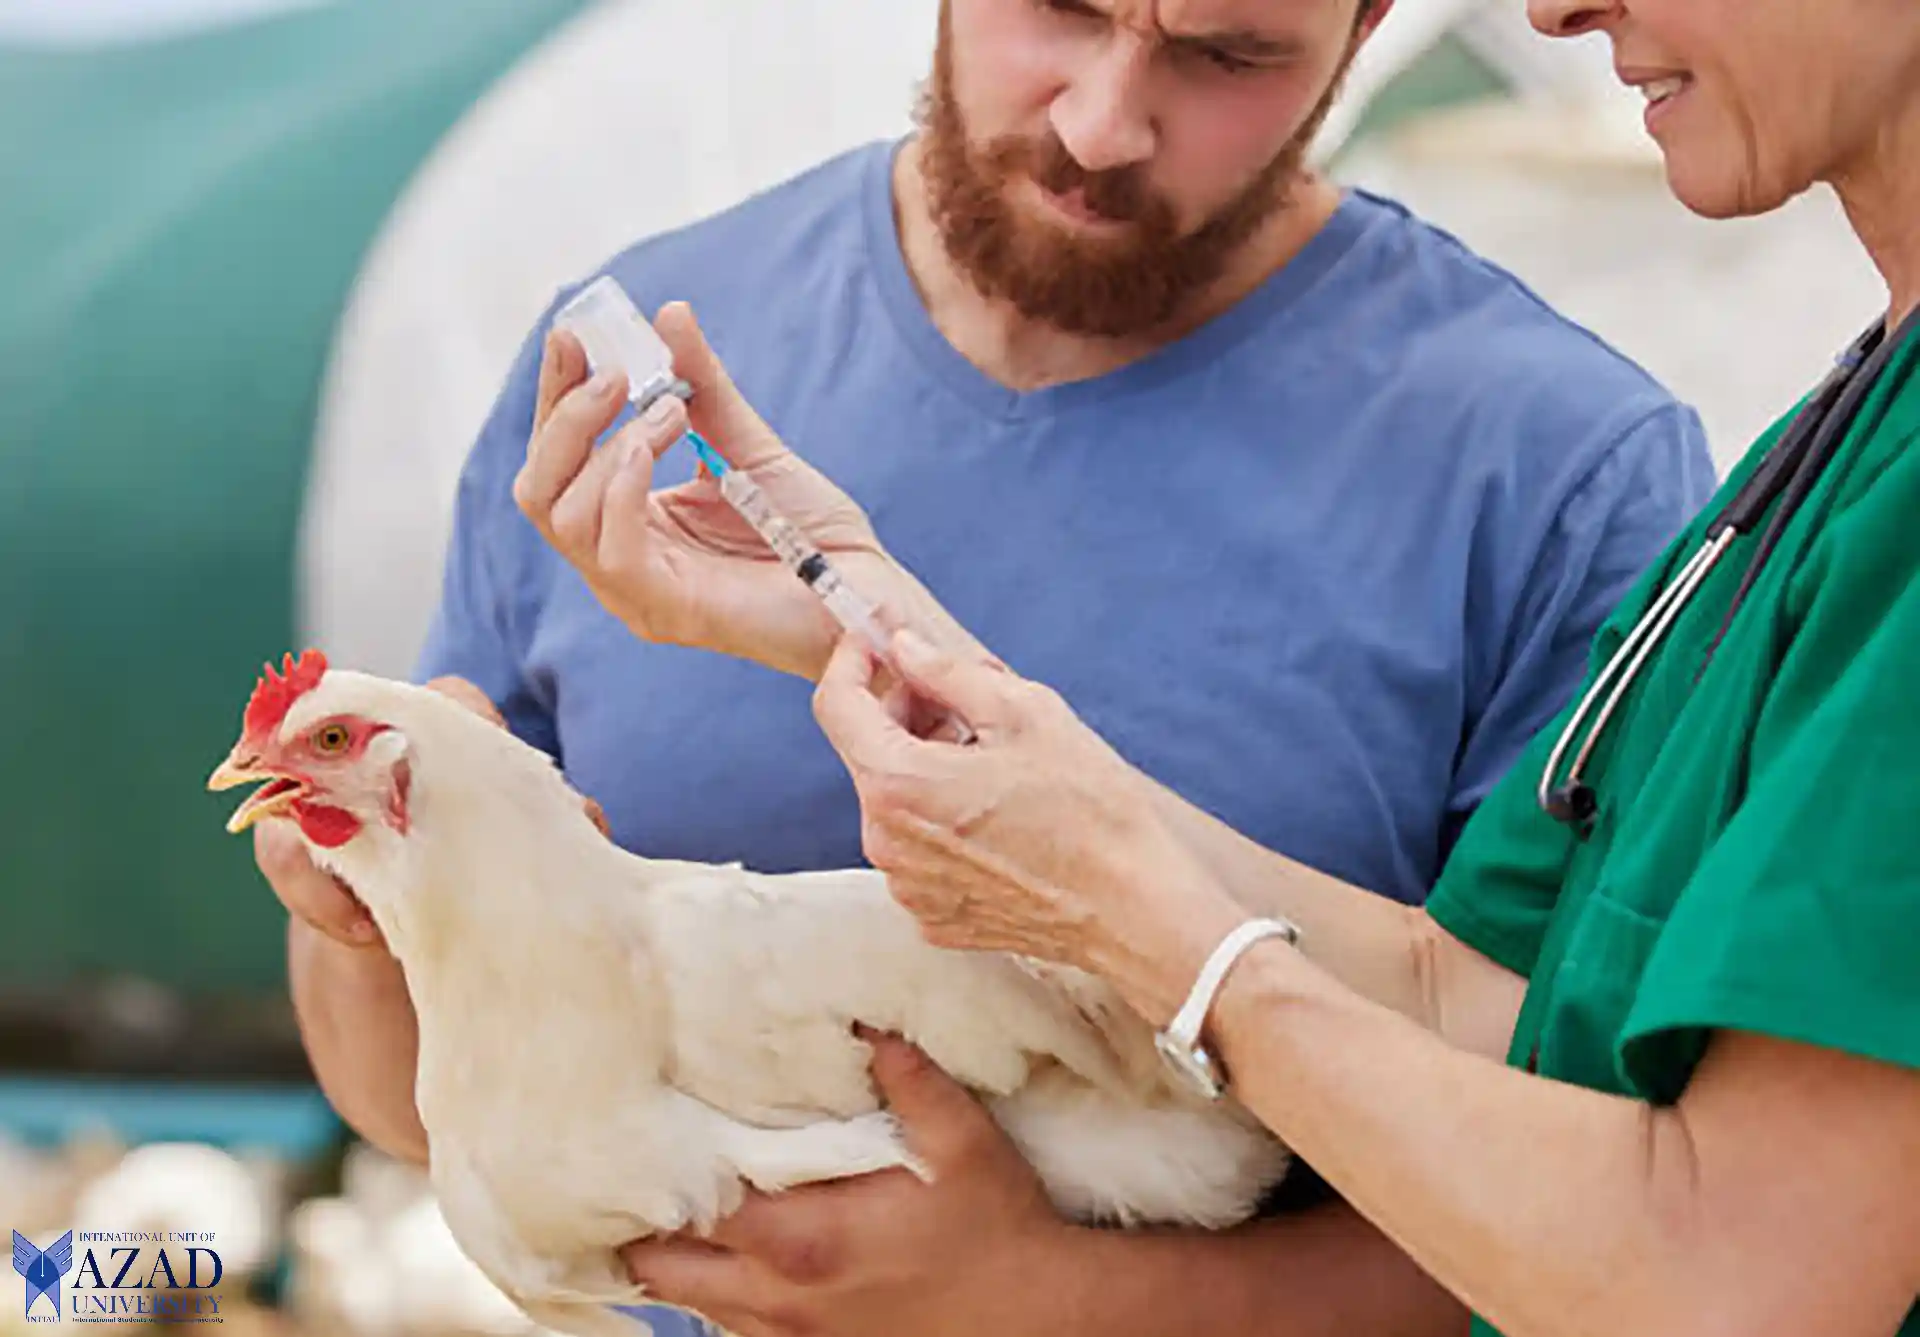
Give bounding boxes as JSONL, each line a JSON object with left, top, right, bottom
{"left": 913, "top": 18, "right": 1352, "bottom": 339}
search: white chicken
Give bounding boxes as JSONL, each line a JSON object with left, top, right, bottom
{"left": 207, "top": 650, "right": 1292, "bottom": 1337}
{"left": 69, "top": 1142, "right": 282, "bottom": 1284}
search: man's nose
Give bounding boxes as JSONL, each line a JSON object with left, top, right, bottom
{"left": 1049, "top": 36, "right": 1156, "bottom": 173}
{"left": 1527, "top": 0, "right": 1618, "bottom": 39}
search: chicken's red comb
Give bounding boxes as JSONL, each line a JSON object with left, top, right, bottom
{"left": 244, "top": 649, "right": 329, "bottom": 739}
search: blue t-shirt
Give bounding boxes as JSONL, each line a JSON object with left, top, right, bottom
{"left": 417, "top": 138, "right": 1714, "bottom": 1336}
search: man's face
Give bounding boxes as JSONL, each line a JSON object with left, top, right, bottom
{"left": 917, "top": 0, "right": 1374, "bottom": 338}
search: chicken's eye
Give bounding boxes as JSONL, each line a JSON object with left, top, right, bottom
{"left": 313, "top": 723, "right": 352, "bottom": 754}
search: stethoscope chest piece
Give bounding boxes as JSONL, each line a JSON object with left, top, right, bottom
{"left": 1542, "top": 781, "right": 1597, "bottom": 829}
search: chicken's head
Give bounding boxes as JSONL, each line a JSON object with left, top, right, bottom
{"left": 207, "top": 650, "right": 412, "bottom": 849}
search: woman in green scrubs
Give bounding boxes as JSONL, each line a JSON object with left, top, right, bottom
{"left": 794, "top": 1, "right": 1920, "bottom": 1333}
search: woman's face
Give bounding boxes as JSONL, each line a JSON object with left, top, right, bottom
{"left": 1527, "top": 0, "right": 1920, "bottom": 218}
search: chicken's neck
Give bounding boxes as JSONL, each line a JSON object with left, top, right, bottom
{"left": 317, "top": 754, "right": 676, "bottom": 1072}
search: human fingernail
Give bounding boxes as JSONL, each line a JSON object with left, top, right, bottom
{"left": 641, "top": 394, "right": 678, "bottom": 427}
{"left": 348, "top": 917, "right": 377, "bottom": 943}
{"left": 587, "top": 371, "right": 617, "bottom": 398}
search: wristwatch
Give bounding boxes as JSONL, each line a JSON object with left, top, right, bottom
{"left": 1154, "top": 916, "right": 1301, "bottom": 1100}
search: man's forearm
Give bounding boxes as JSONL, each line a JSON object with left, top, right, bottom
{"left": 288, "top": 920, "right": 430, "bottom": 1164}
{"left": 871, "top": 546, "right": 998, "bottom": 663}
{"left": 1053, "top": 1199, "right": 1467, "bottom": 1337}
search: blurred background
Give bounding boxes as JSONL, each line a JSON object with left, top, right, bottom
{"left": 0, "top": 0, "right": 1885, "bottom": 1331}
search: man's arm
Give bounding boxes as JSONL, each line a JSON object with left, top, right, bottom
{"left": 1059, "top": 1200, "right": 1467, "bottom": 1337}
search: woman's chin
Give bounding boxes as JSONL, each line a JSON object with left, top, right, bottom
{"left": 1661, "top": 154, "right": 1796, "bottom": 223}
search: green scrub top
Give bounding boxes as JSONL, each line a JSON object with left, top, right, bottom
{"left": 1427, "top": 319, "right": 1920, "bottom": 1337}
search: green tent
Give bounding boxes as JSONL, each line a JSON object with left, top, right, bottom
{"left": 0, "top": 0, "right": 586, "bottom": 1104}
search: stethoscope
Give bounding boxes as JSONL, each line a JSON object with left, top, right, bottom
{"left": 1539, "top": 305, "right": 1920, "bottom": 829}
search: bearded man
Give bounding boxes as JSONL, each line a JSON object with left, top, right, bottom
{"left": 268, "top": 2, "right": 1714, "bottom": 1335}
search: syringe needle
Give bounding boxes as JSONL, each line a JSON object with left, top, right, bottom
{"left": 693, "top": 430, "right": 975, "bottom": 742}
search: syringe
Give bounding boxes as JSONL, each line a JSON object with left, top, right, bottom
{"left": 682, "top": 430, "right": 896, "bottom": 656}
{"left": 553, "top": 276, "right": 896, "bottom": 661}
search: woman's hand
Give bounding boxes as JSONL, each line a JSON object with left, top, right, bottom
{"left": 810, "top": 628, "right": 1248, "bottom": 1026}
{"left": 513, "top": 300, "right": 902, "bottom": 681}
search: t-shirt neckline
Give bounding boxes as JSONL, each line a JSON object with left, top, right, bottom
{"left": 859, "top": 136, "right": 1377, "bottom": 423}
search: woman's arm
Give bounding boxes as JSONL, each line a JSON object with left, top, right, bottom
{"left": 811, "top": 631, "right": 1920, "bottom": 1337}
{"left": 1181, "top": 936, "right": 1920, "bottom": 1337}
{"left": 813, "top": 627, "right": 1530, "bottom": 1060}
{"left": 853, "top": 573, "right": 1532, "bottom": 1057}
{"left": 1139, "top": 781, "right": 1530, "bottom": 1062}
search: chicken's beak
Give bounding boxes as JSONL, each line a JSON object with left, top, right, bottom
{"left": 208, "top": 750, "right": 308, "bottom": 834}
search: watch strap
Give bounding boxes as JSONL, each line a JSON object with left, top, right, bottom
{"left": 1165, "top": 916, "right": 1300, "bottom": 1049}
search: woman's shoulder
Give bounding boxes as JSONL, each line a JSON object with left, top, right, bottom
{"left": 1822, "top": 319, "right": 1920, "bottom": 513}
{"left": 1783, "top": 322, "right": 1920, "bottom": 619}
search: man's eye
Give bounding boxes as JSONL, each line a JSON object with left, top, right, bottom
{"left": 1169, "top": 42, "right": 1262, "bottom": 75}
{"left": 1038, "top": 0, "right": 1103, "bottom": 19}
{"left": 1203, "top": 48, "right": 1258, "bottom": 74}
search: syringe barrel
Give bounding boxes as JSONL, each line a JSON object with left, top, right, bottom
{"left": 817, "top": 579, "right": 890, "bottom": 654}
{"left": 719, "top": 470, "right": 817, "bottom": 572}
{"left": 717, "top": 471, "right": 890, "bottom": 653}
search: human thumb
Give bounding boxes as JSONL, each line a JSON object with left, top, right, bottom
{"left": 857, "top": 1028, "right": 1005, "bottom": 1172}
{"left": 653, "top": 301, "right": 788, "bottom": 472}
{"left": 886, "top": 628, "right": 1019, "bottom": 735}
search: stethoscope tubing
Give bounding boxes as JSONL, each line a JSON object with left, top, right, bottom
{"left": 1537, "top": 305, "right": 1920, "bottom": 828}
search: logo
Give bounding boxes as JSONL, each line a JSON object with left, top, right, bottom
{"left": 13, "top": 1231, "right": 75, "bottom": 1321}
{"left": 10, "top": 1230, "right": 225, "bottom": 1324}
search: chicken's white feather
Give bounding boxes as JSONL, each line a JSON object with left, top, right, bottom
{"left": 249, "top": 669, "right": 1292, "bottom": 1337}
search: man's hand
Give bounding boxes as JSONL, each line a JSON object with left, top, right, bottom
{"left": 622, "top": 1028, "right": 1470, "bottom": 1337}
{"left": 514, "top": 301, "right": 907, "bottom": 681}
{"left": 620, "top": 1033, "right": 1087, "bottom": 1337}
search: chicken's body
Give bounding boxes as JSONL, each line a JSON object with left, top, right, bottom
{"left": 212, "top": 659, "right": 1292, "bottom": 1337}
